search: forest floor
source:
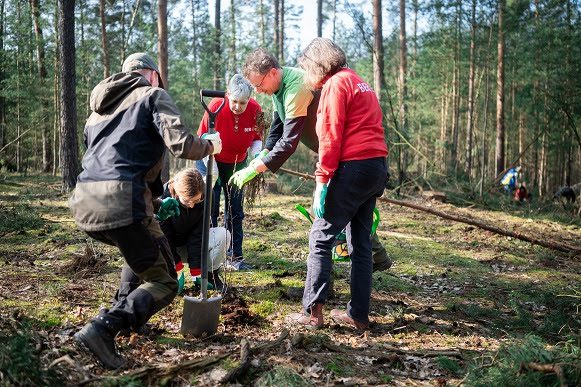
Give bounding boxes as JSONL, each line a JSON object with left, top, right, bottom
{"left": 0, "top": 174, "right": 580, "bottom": 386}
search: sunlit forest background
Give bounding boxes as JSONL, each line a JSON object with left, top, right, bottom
{"left": 0, "top": 0, "right": 579, "bottom": 197}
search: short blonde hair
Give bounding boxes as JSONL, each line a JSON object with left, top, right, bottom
{"left": 169, "top": 168, "right": 204, "bottom": 200}
{"left": 297, "top": 38, "right": 347, "bottom": 89}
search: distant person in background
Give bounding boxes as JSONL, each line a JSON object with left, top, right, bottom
{"left": 553, "top": 186, "right": 576, "bottom": 204}
{"left": 513, "top": 182, "right": 531, "bottom": 202}
{"left": 287, "top": 38, "right": 388, "bottom": 331}
{"left": 197, "top": 74, "right": 263, "bottom": 271}
{"left": 501, "top": 166, "right": 522, "bottom": 193}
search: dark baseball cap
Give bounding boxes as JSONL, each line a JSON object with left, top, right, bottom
{"left": 122, "top": 52, "right": 164, "bottom": 88}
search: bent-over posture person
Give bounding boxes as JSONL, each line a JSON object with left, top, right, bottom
{"left": 157, "top": 167, "right": 230, "bottom": 291}
{"left": 232, "top": 47, "right": 392, "bottom": 272}
{"left": 69, "top": 53, "right": 222, "bottom": 369}
{"left": 287, "top": 38, "right": 388, "bottom": 330}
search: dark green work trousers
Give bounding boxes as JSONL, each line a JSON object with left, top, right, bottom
{"left": 87, "top": 217, "right": 177, "bottom": 332}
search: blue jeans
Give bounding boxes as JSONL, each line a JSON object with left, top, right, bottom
{"left": 303, "top": 157, "right": 387, "bottom": 324}
{"left": 212, "top": 160, "right": 246, "bottom": 259}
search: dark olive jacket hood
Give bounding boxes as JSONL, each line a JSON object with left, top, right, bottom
{"left": 70, "top": 72, "right": 213, "bottom": 232}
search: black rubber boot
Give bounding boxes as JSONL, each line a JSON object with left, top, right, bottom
{"left": 118, "top": 323, "right": 153, "bottom": 337}
{"left": 74, "top": 320, "right": 126, "bottom": 370}
{"left": 372, "top": 256, "right": 393, "bottom": 272}
{"left": 208, "top": 269, "right": 224, "bottom": 292}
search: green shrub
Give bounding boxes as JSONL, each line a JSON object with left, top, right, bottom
{"left": 0, "top": 323, "right": 61, "bottom": 385}
{"left": 255, "top": 366, "right": 312, "bottom": 387}
{"left": 465, "top": 335, "right": 581, "bottom": 387}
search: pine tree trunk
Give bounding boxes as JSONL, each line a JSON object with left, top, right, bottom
{"left": 52, "top": 0, "right": 60, "bottom": 176}
{"left": 332, "top": 0, "right": 337, "bottom": 41}
{"left": 213, "top": 0, "right": 221, "bottom": 89}
{"left": 495, "top": 0, "right": 506, "bottom": 176}
{"left": 99, "top": 0, "right": 110, "bottom": 78}
{"left": 158, "top": 0, "right": 168, "bottom": 88}
{"left": 30, "top": 0, "right": 52, "bottom": 173}
{"left": 317, "top": 0, "right": 323, "bottom": 37}
{"left": 440, "top": 77, "right": 449, "bottom": 171}
{"left": 0, "top": 0, "right": 4, "bottom": 149}
{"left": 279, "top": 0, "right": 284, "bottom": 64}
{"left": 190, "top": 0, "right": 199, "bottom": 85}
{"left": 398, "top": 0, "right": 408, "bottom": 183}
{"left": 480, "top": 60, "right": 490, "bottom": 198}
{"left": 273, "top": 0, "right": 279, "bottom": 60}
{"left": 372, "top": 0, "right": 385, "bottom": 101}
{"left": 16, "top": 1, "right": 21, "bottom": 172}
{"left": 58, "top": 0, "right": 78, "bottom": 191}
{"left": 518, "top": 113, "right": 524, "bottom": 163}
{"left": 450, "top": 0, "right": 461, "bottom": 174}
{"left": 465, "top": 0, "right": 476, "bottom": 179}
{"left": 259, "top": 0, "right": 265, "bottom": 46}
{"left": 229, "top": 0, "right": 236, "bottom": 77}
{"left": 158, "top": 0, "right": 169, "bottom": 182}
{"left": 531, "top": 0, "right": 540, "bottom": 190}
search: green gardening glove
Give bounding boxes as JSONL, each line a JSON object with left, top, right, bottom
{"left": 313, "top": 182, "right": 328, "bottom": 218}
{"left": 177, "top": 270, "right": 185, "bottom": 295}
{"left": 251, "top": 148, "right": 269, "bottom": 161}
{"left": 228, "top": 150, "right": 268, "bottom": 188}
{"left": 228, "top": 164, "right": 258, "bottom": 189}
{"left": 193, "top": 276, "right": 215, "bottom": 291}
{"left": 155, "top": 197, "right": 180, "bottom": 221}
{"left": 371, "top": 207, "right": 381, "bottom": 235}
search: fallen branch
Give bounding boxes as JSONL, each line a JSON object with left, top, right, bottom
{"left": 322, "top": 340, "right": 464, "bottom": 359}
{"left": 378, "top": 196, "right": 581, "bottom": 255}
{"left": 78, "top": 352, "right": 230, "bottom": 386}
{"left": 221, "top": 339, "right": 251, "bottom": 384}
{"left": 520, "top": 362, "right": 567, "bottom": 387}
{"left": 78, "top": 329, "right": 290, "bottom": 386}
{"left": 252, "top": 328, "right": 289, "bottom": 353}
{"left": 0, "top": 129, "right": 32, "bottom": 154}
{"left": 277, "top": 167, "right": 581, "bottom": 255}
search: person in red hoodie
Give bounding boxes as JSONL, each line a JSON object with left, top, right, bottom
{"left": 287, "top": 38, "right": 388, "bottom": 330}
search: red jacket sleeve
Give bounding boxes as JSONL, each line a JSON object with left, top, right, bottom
{"left": 315, "top": 78, "right": 346, "bottom": 183}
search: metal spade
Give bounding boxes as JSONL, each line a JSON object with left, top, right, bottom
{"left": 181, "top": 89, "right": 226, "bottom": 338}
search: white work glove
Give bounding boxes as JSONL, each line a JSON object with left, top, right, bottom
{"left": 202, "top": 132, "right": 222, "bottom": 155}
{"left": 197, "top": 156, "right": 219, "bottom": 186}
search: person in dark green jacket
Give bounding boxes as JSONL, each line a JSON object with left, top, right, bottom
{"left": 69, "top": 53, "right": 221, "bottom": 370}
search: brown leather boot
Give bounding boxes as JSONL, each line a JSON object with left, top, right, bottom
{"left": 286, "top": 303, "right": 324, "bottom": 329}
{"left": 330, "top": 309, "right": 369, "bottom": 330}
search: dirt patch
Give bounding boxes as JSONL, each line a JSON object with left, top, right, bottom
{"left": 58, "top": 244, "right": 110, "bottom": 279}
{"left": 221, "top": 288, "right": 261, "bottom": 327}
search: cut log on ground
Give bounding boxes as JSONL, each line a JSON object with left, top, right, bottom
{"left": 277, "top": 167, "right": 581, "bottom": 255}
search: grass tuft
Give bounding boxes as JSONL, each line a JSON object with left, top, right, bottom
{"left": 255, "top": 366, "right": 312, "bottom": 387}
{"left": 0, "top": 204, "right": 45, "bottom": 233}
{"left": 465, "top": 334, "right": 581, "bottom": 387}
